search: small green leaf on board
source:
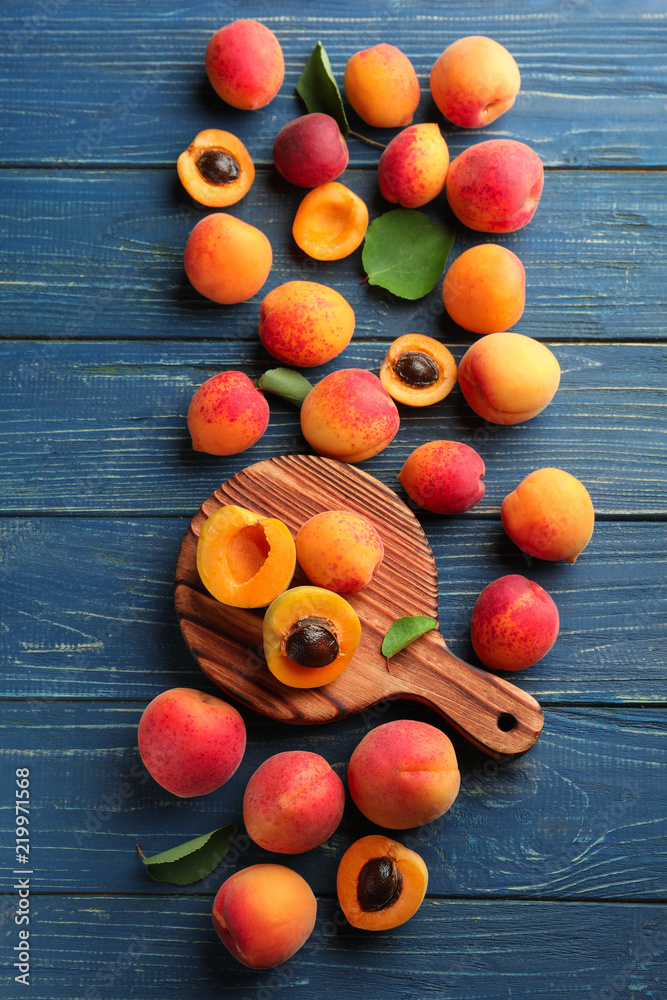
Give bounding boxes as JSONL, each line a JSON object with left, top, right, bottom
{"left": 256, "top": 368, "right": 313, "bottom": 407}
{"left": 297, "top": 41, "right": 350, "bottom": 136}
{"left": 137, "top": 824, "right": 236, "bottom": 885}
{"left": 362, "top": 210, "right": 455, "bottom": 300}
{"left": 381, "top": 615, "right": 438, "bottom": 659}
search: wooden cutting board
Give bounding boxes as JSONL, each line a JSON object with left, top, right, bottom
{"left": 174, "top": 454, "right": 544, "bottom": 757}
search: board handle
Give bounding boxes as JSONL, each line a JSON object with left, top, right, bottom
{"left": 388, "top": 632, "right": 544, "bottom": 757}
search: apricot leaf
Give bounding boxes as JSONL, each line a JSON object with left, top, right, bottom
{"left": 362, "top": 210, "right": 455, "bottom": 300}
{"left": 297, "top": 41, "right": 350, "bottom": 136}
{"left": 382, "top": 615, "right": 438, "bottom": 659}
{"left": 256, "top": 368, "right": 313, "bottom": 407}
{"left": 137, "top": 824, "right": 236, "bottom": 885}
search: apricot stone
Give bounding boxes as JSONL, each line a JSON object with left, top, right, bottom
{"left": 446, "top": 139, "right": 544, "bottom": 233}
{"left": 138, "top": 687, "right": 246, "bottom": 798}
{"left": 501, "top": 468, "right": 595, "bottom": 563}
{"left": 205, "top": 19, "right": 284, "bottom": 110}
{"left": 243, "top": 750, "right": 345, "bottom": 854}
{"left": 184, "top": 212, "right": 272, "bottom": 304}
{"left": 344, "top": 43, "right": 420, "bottom": 128}
{"left": 300, "top": 368, "right": 400, "bottom": 463}
{"left": 398, "top": 440, "right": 485, "bottom": 514}
{"left": 292, "top": 181, "right": 368, "bottom": 261}
{"left": 458, "top": 331, "right": 560, "bottom": 425}
{"left": 187, "top": 370, "right": 269, "bottom": 456}
{"left": 379, "top": 334, "right": 457, "bottom": 407}
{"left": 177, "top": 129, "right": 254, "bottom": 208}
{"left": 273, "top": 113, "right": 349, "bottom": 188}
{"left": 337, "top": 834, "right": 428, "bottom": 931}
{"left": 443, "top": 244, "right": 526, "bottom": 334}
{"left": 471, "top": 574, "right": 560, "bottom": 672}
{"left": 430, "top": 36, "right": 521, "bottom": 129}
{"left": 347, "top": 719, "right": 461, "bottom": 829}
{"left": 259, "top": 280, "right": 355, "bottom": 367}
{"left": 378, "top": 124, "right": 450, "bottom": 209}
{"left": 296, "top": 509, "right": 384, "bottom": 594}
{"left": 212, "top": 864, "right": 316, "bottom": 968}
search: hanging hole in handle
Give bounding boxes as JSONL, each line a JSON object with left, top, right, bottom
{"left": 497, "top": 712, "right": 518, "bottom": 732}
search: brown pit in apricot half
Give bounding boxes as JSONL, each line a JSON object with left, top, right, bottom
{"left": 177, "top": 129, "right": 255, "bottom": 208}
{"left": 282, "top": 617, "right": 340, "bottom": 669}
{"left": 380, "top": 333, "right": 457, "bottom": 407}
{"left": 337, "top": 834, "right": 428, "bottom": 930}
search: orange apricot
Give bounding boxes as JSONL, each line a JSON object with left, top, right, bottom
{"left": 205, "top": 20, "right": 284, "bottom": 111}
{"left": 443, "top": 244, "right": 525, "bottom": 334}
{"left": 184, "top": 213, "right": 272, "bottom": 304}
{"left": 187, "top": 370, "right": 269, "bottom": 456}
{"left": 430, "top": 36, "right": 521, "bottom": 129}
{"left": 259, "top": 280, "right": 355, "bottom": 367}
{"left": 177, "top": 129, "right": 255, "bottom": 208}
{"left": 344, "top": 44, "right": 420, "bottom": 128}
{"left": 501, "top": 468, "right": 595, "bottom": 563}
{"left": 292, "top": 182, "right": 368, "bottom": 261}
{"left": 379, "top": 334, "right": 457, "bottom": 406}
{"left": 337, "top": 835, "right": 428, "bottom": 930}
{"left": 295, "top": 510, "right": 384, "bottom": 594}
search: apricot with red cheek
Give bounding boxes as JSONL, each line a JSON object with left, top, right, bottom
{"left": 378, "top": 124, "right": 450, "bottom": 209}
{"left": 259, "top": 281, "right": 355, "bottom": 367}
{"left": 443, "top": 244, "right": 526, "bottom": 334}
{"left": 471, "top": 575, "right": 560, "bottom": 671}
{"left": 205, "top": 19, "right": 284, "bottom": 110}
{"left": 184, "top": 213, "right": 272, "bottom": 304}
{"left": 501, "top": 468, "right": 595, "bottom": 563}
{"left": 430, "top": 36, "right": 521, "bottom": 129}
{"left": 344, "top": 43, "right": 420, "bottom": 128}
{"left": 446, "top": 139, "right": 544, "bottom": 233}
{"left": 296, "top": 509, "right": 384, "bottom": 594}
{"left": 273, "top": 113, "right": 349, "bottom": 188}
{"left": 398, "top": 440, "right": 485, "bottom": 514}
{"left": 187, "top": 371, "right": 269, "bottom": 456}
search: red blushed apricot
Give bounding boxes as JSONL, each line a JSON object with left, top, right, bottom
{"left": 187, "top": 371, "right": 269, "bottom": 456}
{"left": 379, "top": 334, "right": 457, "bottom": 407}
{"left": 378, "top": 124, "right": 450, "bottom": 209}
{"left": 259, "top": 280, "right": 355, "bottom": 367}
{"left": 337, "top": 835, "right": 428, "bottom": 931}
{"left": 273, "top": 113, "right": 349, "bottom": 188}
{"left": 443, "top": 244, "right": 526, "bottom": 334}
{"left": 501, "top": 468, "right": 595, "bottom": 563}
{"left": 292, "top": 182, "right": 368, "bottom": 261}
{"left": 184, "top": 213, "right": 272, "bottom": 304}
{"left": 344, "top": 44, "right": 420, "bottom": 128}
{"left": 430, "top": 36, "right": 521, "bottom": 129}
{"left": 177, "top": 129, "right": 255, "bottom": 208}
{"left": 205, "top": 19, "right": 284, "bottom": 111}
{"left": 398, "top": 440, "right": 485, "bottom": 515}
{"left": 300, "top": 368, "right": 400, "bottom": 463}
{"left": 296, "top": 510, "right": 384, "bottom": 594}
{"left": 471, "top": 574, "right": 560, "bottom": 672}
{"left": 446, "top": 139, "right": 544, "bottom": 233}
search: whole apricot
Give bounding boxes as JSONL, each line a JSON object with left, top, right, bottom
{"left": 446, "top": 139, "right": 544, "bottom": 233}
{"left": 300, "top": 368, "right": 400, "bottom": 463}
{"left": 273, "top": 113, "right": 349, "bottom": 188}
{"left": 378, "top": 124, "right": 450, "bottom": 209}
{"left": 187, "top": 370, "right": 269, "bottom": 456}
{"left": 501, "top": 468, "right": 595, "bottom": 563}
{"left": 458, "top": 331, "right": 560, "bottom": 425}
{"left": 184, "top": 212, "right": 272, "bottom": 304}
{"left": 177, "top": 129, "right": 255, "bottom": 208}
{"left": 379, "top": 334, "right": 457, "bottom": 407}
{"left": 243, "top": 750, "right": 345, "bottom": 854}
{"left": 205, "top": 19, "right": 284, "bottom": 110}
{"left": 344, "top": 43, "right": 420, "bottom": 128}
{"left": 296, "top": 509, "right": 384, "bottom": 593}
{"left": 348, "top": 719, "right": 461, "bottom": 829}
{"left": 292, "top": 181, "right": 368, "bottom": 261}
{"left": 398, "top": 440, "right": 485, "bottom": 514}
{"left": 430, "top": 36, "right": 521, "bottom": 128}
{"left": 337, "top": 835, "right": 428, "bottom": 931}
{"left": 259, "top": 280, "right": 355, "bottom": 367}
{"left": 443, "top": 244, "right": 526, "bottom": 334}
{"left": 212, "top": 864, "right": 316, "bottom": 968}
{"left": 470, "top": 574, "right": 560, "bottom": 672}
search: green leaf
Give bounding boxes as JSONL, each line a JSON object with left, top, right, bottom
{"left": 256, "top": 368, "right": 313, "bottom": 407}
{"left": 138, "top": 824, "right": 236, "bottom": 885}
{"left": 381, "top": 616, "right": 438, "bottom": 659}
{"left": 297, "top": 41, "right": 350, "bottom": 136}
{"left": 362, "top": 210, "right": 455, "bottom": 300}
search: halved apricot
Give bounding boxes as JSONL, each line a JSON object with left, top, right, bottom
{"left": 196, "top": 505, "right": 296, "bottom": 608}
{"left": 177, "top": 129, "right": 255, "bottom": 207}
{"left": 292, "top": 182, "right": 368, "bottom": 260}
{"left": 379, "top": 334, "right": 457, "bottom": 406}
{"left": 263, "top": 585, "right": 361, "bottom": 688}
{"left": 337, "top": 834, "right": 428, "bottom": 930}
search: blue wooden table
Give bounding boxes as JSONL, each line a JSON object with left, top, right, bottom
{"left": 2, "top": 1, "right": 666, "bottom": 997}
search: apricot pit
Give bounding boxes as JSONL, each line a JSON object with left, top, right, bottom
{"left": 337, "top": 834, "right": 428, "bottom": 930}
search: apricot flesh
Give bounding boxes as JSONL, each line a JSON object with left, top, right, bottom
{"left": 177, "top": 129, "right": 255, "bottom": 208}
{"left": 292, "top": 181, "right": 368, "bottom": 261}
{"left": 443, "top": 244, "right": 526, "bottom": 334}
{"left": 398, "top": 440, "right": 485, "bottom": 514}
{"left": 446, "top": 139, "right": 544, "bottom": 233}
{"left": 378, "top": 124, "right": 450, "bottom": 209}
{"left": 430, "top": 36, "right": 521, "bottom": 128}
{"left": 379, "top": 334, "right": 457, "bottom": 407}
{"left": 296, "top": 510, "right": 384, "bottom": 594}
{"left": 259, "top": 280, "right": 355, "bottom": 367}
{"left": 344, "top": 43, "right": 420, "bottom": 128}
{"left": 337, "top": 835, "right": 428, "bottom": 930}
{"left": 501, "top": 468, "right": 595, "bottom": 563}
{"left": 184, "top": 212, "right": 272, "bottom": 304}
{"left": 471, "top": 574, "right": 560, "bottom": 672}
{"left": 205, "top": 19, "right": 284, "bottom": 110}
{"left": 273, "top": 113, "right": 349, "bottom": 188}
{"left": 187, "top": 370, "right": 269, "bottom": 456}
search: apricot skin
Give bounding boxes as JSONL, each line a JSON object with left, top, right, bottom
{"left": 430, "top": 36, "right": 521, "bottom": 129}
{"left": 443, "top": 244, "right": 526, "bottom": 335}
{"left": 259, "top": 281, "right": 355, "bottom": 367}
{"left": 501, "top": 468, "right": 595, "bottom": 563}
{"left": 378, "top": 124, "right": 450, "bottom": 209}
{"left": 398, "top": 440, "right": 485, "bottom": 514}
{"left": 292, "top": 181, "right": 368, "bottom": 261}
{"left": 347, "top": 719, "right": 461, "bottom": 829}
{"left": 273, "top": 113, "right": 349, "bottom": 188}
{"left": 187, "top": 371, "right": 269, "bottom": 456}
{"left": 300, "top": 368, "right": 400, "bottom": 464}
{"left": 138, "top": 688, "right": 246, "bottom": 798}
{"left": 458, "top": 332, "right": 560, "bottom": 425}
{"left": 471, "top": 574, "right": 560, "bottom": 672}
{"left": 446, "top": 139, "right": 544, "bottom": 233}
{"left": 212, "top": 864, "right": 316, "bottom": 969}
{"left": 184, "top": 213, "right": 272, "bottom": 305}
{"left": 243, "top": 750, "right": 345, "bottom": 854}
{"left": 337, "top": 834, "right": 428, "bottom": 931}
{"left": 296, "top": 510, "right": 384, "bottom": 594}
{"left": 344, "top": 44, "right": 420, "bottom": 128}
{"left": 205, "top": 20, "right": 284, "bottom": 110}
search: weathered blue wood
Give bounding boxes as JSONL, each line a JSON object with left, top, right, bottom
{"left": 1, "top": 168, "right": 665, "bottom": 342}
{"left": 1, "top": 518, "right": 664, "bottom": 704}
